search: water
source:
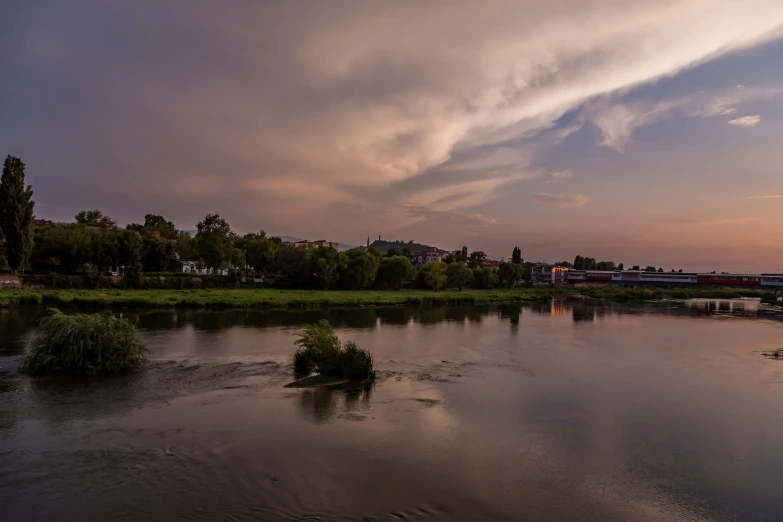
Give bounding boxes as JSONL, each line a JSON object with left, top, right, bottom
{"left": 2, "top": 299, "right": 783, "bottom": 521}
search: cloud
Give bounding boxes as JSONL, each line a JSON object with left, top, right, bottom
{"left": 675, "top": 216, "right": 754, "bottom": 226}
{"left": 728, "top": 115, "right": 761, "bottom": 126}
{"left": 746, "top": 193, "right": 783, "bottom": 199}
{"left": 406, "top": 207, "right": 498, "bottom": 225}
{"left": 584, "top": 86, "right": 780, "bottom": 150}
{"left": 532, "top": 193, "right": 589, "bottom": 208}
{"left": 1, "top": 0, "right": 783, "bottom": 243}
{"left": 546, "top": 170, "right": 575, "bottom": 182}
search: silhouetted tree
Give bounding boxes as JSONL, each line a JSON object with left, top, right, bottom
{"left": 0, "top": 155, "right": 35, "bottom": 273}
{"left": 75, "top": 210, "right": 115, "bottom": 228}
{"left": 511, "top": 246, "right": 522, "bottom": 264}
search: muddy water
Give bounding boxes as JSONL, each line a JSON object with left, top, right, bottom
{"left": 2, "top": 300, "right": 783, "bottom": 522}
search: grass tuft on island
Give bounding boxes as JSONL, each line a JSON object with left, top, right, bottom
{"left": 286, "top": 320, "right": 374, "bottom": 387}
{"left": 19, "top": 308, "right": 148, "bottom": 376}
{"left": 0, "top": 286, "right": 777, "bottom": 310}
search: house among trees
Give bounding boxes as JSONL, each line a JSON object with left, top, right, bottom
{"left": 289, "top": 240, "right": 340, "bottom": 250}
{"left": 176, "top": 258, "right": 229, "bottom": 275}
{"left": 413, "top": 246, "right": 446, "bottom": 267}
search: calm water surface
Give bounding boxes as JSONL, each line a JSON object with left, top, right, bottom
{"left": 2, "top": 299, "right": 783, "bottom": 522}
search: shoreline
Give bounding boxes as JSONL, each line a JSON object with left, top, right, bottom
{"left": 0, "top": 287, "right": 777, "bottom": 310}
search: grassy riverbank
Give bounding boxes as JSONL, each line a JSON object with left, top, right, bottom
{"left": 0, "top": 286, "right": 777, "bottom": 309}
{"left": 0, "top": 288, "right": 561, "bottom": 309}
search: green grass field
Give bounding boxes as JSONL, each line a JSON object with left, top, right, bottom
{"left": 0, "top": 288, "right": 562, "bottom": 309}
{"left": 0, "top": 286, "right": 776, "bottom": 309}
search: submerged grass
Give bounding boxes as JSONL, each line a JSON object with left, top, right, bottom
{"left": 293, "top": 320, "right": 374, "bottom": 382}
{"left": 19, "top": 309, "right": 148, "bottom": 376}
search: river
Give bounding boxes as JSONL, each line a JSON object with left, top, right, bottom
{"left": 2, "top": 299, "right": 783, "bottom": 521}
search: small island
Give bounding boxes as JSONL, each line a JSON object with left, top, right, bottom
{"left": 285, "top": 319, "right": 374, "bottom": 388}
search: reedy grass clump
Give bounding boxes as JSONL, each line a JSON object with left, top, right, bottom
{"left": 20, "top": 309, "right": 148, "bottom": 376}
{"left": 293, "top": 319, "right": 374, "bottom": 380}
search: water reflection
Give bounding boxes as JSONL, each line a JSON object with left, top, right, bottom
{"left": 297, "top": 384, "right": 374, "bottom": 424}
{"left": 2, "top": 299, "right": 783, "bottom": 522}
{"left": 1, "top": 299, "right": 776, "bottom": 360}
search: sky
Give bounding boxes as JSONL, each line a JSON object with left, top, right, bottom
{"left": 2, "top": 1, "right": 783, "bottom": 272}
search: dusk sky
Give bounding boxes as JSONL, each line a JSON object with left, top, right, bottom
{"left": 2, "top": 1, "right": 783, "bottom": 271}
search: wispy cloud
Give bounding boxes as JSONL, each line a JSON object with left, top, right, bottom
{"left": 583, "top": 86, "right": 780, "bottom": 151}
{"left": 728, "top": 115, "right": 761, "bottom": 127}
{"left": 532, "top": 193, "right": 589, "bottom": 208}
{"left": 546, "top": 170, "right": 575, "bottom": 183}
{"left": 406, "top": 207, "right": 498, "bottom": 225}
{"left": 746, "top": 193, "right": 783, "bottom": 199}
{"left": 676, "top": 216, "right": 754, "bottom": 226}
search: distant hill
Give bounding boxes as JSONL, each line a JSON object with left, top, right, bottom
{"left": 370, "top": 239, "right": 428, "bottom": 255}
{"left": 278, "top": 235, "right": 305, "bottom": 244}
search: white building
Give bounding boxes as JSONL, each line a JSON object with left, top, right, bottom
{"left": 531, "top": 264, "right": 569, "bottom": 285}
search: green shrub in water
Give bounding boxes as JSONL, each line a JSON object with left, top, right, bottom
{"left": 20, "top": 309, "right": 148, "bottom": 376}
{"left": 293, "top": 320, "right": 374, "bottom": 380}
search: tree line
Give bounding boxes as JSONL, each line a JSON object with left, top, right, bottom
{"left": 571, "top": 255, "right": 684, "bottom": 273}
{"left": 0, "top": 155, "right": 531, "bottom": 290}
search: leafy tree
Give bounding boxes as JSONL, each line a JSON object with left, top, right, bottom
{"left": 31, "top": 223, "right": 95, "bottom": 273}
{"left": 118, "top": 230, "right": 143, "bottom": 268}
{"left": 119, "top": 230, "right": 143, "bottom": 288}
{"left": 678, "top": 269, "right": 683, "bottom": 273}
{"left": 419, "top": 262, "right": 447, "bottom": 291}
{"left": 511, "top": 246, "right": 522, "bottom": 264}
{"left": 376, "top": 255, "right": 414, "bottom": 290}
{"left": 141, "top": 232, "right": 175, "bottom": 272}
{"left": 446, "top": 262, "right": 473, "bottom": 290}
{"left": 498, "top": 262, "right": 524, "bottom": 288}
{"left": 455, "top": 246, "right": 469, "bottom": 263}
{"left": 274, "top": 244, "right": 307, "bottom": 288}
{"left": 644, "top": 266, "right": 656, "bottom": 272}
{"left": 175, "top": 231, "right": 198, "bottom": 260}
{"left": 385, "top": 248, "right": 399, "bottom": 257}
{"left": 0, "top": 155, "right": 35, "bottom": 273}
{"left": 399, "top": 247, "right": 413, "bottom": 259}
{"left": 631, "top": 265, "right": 640, "bottom": 271}
{"left": 81, "top": 262, "right": 100, "bottom": 288}
{"left": 658, "top": 267, "right": 664, "bottom": 273}
{"left": 618, "top": 263, "right": 624, "bottom": 270}
{"left": 472, "top": 267, "right": 496, "bottom": 289}
{"left": 341, "top": 248, "right": 380, "bottom": 289}
{"left": 231, "top": 248, "right": 246, "bottom": 272}
{"left": 443, "top": 253, "right": 456, "bottom": 264}
{"left": 596, "top": 261, "right": 616, "bottom": 271}
{"left": 195, "top": 213, "right": 235, "bottom": 271}
{"left": 304, "top": 246, "right": 346, "bottom": 289}
{"left": 75, "top": 210, "right": 115, "bottom": 228}
{"left": 240, "top": 231, "right": 280, "bottom": 274}
{"left": 468, "top": 250, "right": 487, "bottom": 269}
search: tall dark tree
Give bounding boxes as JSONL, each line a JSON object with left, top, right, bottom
{"left": 455, "top": 246, "right": 469, "bottom": 263}
{"left": 195, "top": 213, "right": 235, "bottom": 271}
{"left": 511, "top": 246, "right": 522, "bottom": 264}
{"left": 468, "top": 250, "right": 487, "bottom": 269}
{"left": 0, "top": 156, "right": 35, "bottom": 273}
{"left": 75, "top": 210, "right": 116, "bottom": 228}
